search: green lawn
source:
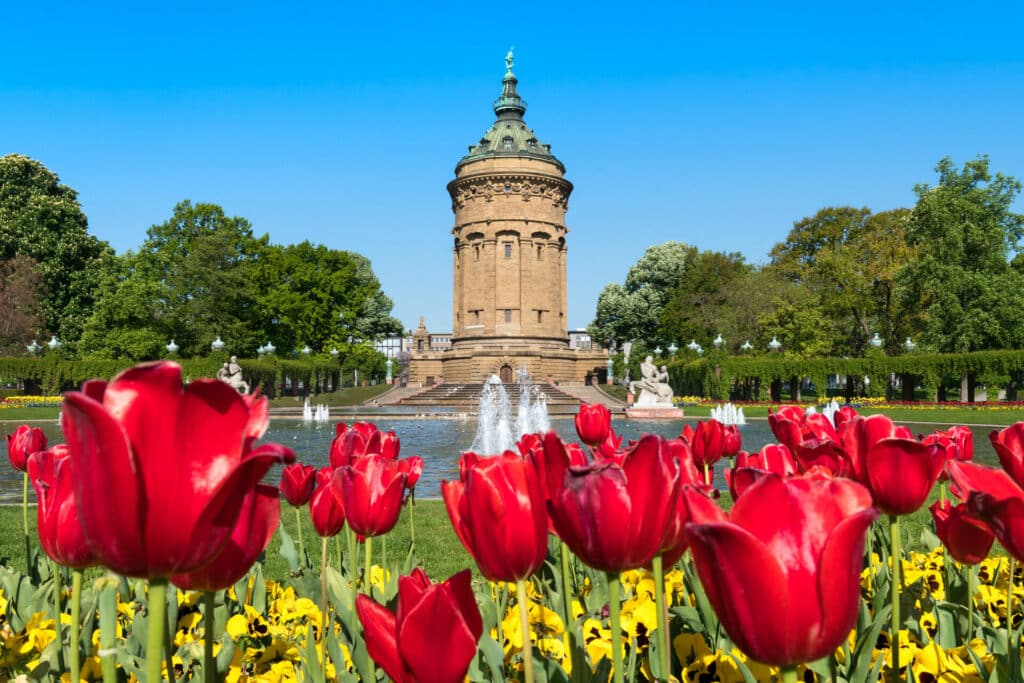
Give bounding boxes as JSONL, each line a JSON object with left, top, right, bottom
{"left": 267, "top": 384, "right": 392, "bottom": 408}
{"left": 0, "top": 485, "right": 976, "bottom": 587}
{"left": 0, "top": 406, "right": 61, "bottom": 423}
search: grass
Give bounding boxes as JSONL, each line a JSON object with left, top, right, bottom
{"left": 267, "top": 384, "right": 392, "bottom": 408}
{"left": 0, "top": 499, "right": 472, "bottom": 584}
{"left": 0, "top": 406, "right": 60, "bottom": 423}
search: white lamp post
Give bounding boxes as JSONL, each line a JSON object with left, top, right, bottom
{"left": 713, "top": 333, "right": 724, "bottom": 349}
{"left": 165, "top": 339, "right": 179, "bottom": 355}
{"left": 869, "top": 332, "right": 883, "bottom": 349}
{"left": 768, "top": 336, "right": 782, "bottom": 352}
{"left": 740, "top": 340, "right": 753, "bottom": 352}
{"left": 47, "top": 335, "right": 62, "bottom": 351}
{"left": 26, "top": 339, "right": 41, "bottom": 355}
{"left": 264, "top": 342, "right": 276, "bottom": 355}
{"left": 904, "top": 337, "right": 916, "bottom": 352}
{"left": 211, "top": 336, "right": 225, "bottom": 352}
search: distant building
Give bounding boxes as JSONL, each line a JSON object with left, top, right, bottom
{"left": 568, "top": 329, "right": 593, "bottom": 350}
{"left": 407, "top": 53, "right": 607, "bottom": 385}
{"left": 373, "top": 334, "right": 404, "bottom": 359}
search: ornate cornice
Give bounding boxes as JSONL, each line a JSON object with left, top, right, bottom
{"left": 448, "top": 173, "right": 572, "bottom": 211}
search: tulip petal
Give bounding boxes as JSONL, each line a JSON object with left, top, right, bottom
{"left": 814, "top": 507, "right": 879, "bottom": 661}
{"left": 685, "top": 521, "right": 794, "bottom": 665}
{"left": 62, "top": 391, "right": 146, "bottom": 575}
{"left": 399, "top": 582, "right": 480, "bottom": 683}
{"left": 356, "top": 594, "right": 406, "bottom": 683}
{"left": 947, "top": 461, "right": 1024, "bottom": 502}
{"left": 866, "top": 438, "right": 942, "bottom": 515}
{"left": 441, "top": 480, "right": 474, "bottom": 561}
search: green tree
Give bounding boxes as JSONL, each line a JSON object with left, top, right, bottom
{"left": 250, "top": 241, "right": 402, "bottom": 354}
{"left": 659, "top": 250, "right": 750, "bottom": 348}
{"left": 769, "top": 206, "right": 916, "bottom": 354}
{"left": 0, "top": 255, "right": 46, "bottom": 354}
{"left": 0, "top": 154, "right": 112, "bottom": 347}
{"left": 589, "top": 241, "right": 694, "bottom": 346}
{"left": 899, "top": 156, "right": 1024, "bottom": 352}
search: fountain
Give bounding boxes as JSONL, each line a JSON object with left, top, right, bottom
{"left": 471, "top": 369, "right": 550, "bottom": 454}
{"left": 709, "top": 402, "right": 746, "bottom": 426}
{"left": 302, "top": 397, "right": 331, "bottom": 423}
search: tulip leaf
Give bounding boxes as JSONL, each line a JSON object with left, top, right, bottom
{"left": 478, "top": 633, "right": 507, "bottom": 682}
{"left": 846, "top": 603, "right": 890, "bottom": 683}
{"left": 534, "top": 651, "right": 570, "bottom": 683}
{"left": 25, "top": 661, "right": 51, "bottom": 681}
{"left": 277, "top": 521, "right": 301, "bottom": 572}
{"left": 349, "top": 637, "right": 375, "bottom": 683}
{"left": 668, "top": 605, "right": 703, "bottom": 631}
{"left": 326, "top": 627, "right": 351, "bottom": 679}
{"left": 804, "top": 655, "right": 833, "bottom": 680}
{"left": 251, "top": 564, "right": 267, "bottom": 613}
{"left": 681, "top": 558, "right": 720, "bottom": 648}
{"left": 932, "top": 601, "right": 962, "bottom": 649}
{"left": 299, "top": 626, "right": 327, "bottom": 683}
{"left": 721, "top": 650, "right": 759, "bottom": 683}
{"left": 216, "top": 634, "right": 236, "bottom": 675}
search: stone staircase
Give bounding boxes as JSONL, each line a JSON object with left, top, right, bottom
{"left": 397, "top": 383, "right": 584, "bottom": 415}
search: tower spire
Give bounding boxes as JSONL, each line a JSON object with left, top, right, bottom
{"left": 493, "top": 48, "right": 526, "bottom": 119}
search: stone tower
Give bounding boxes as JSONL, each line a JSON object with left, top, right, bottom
{"left": 448, "top": 51, "right": 572, "bottom": 346}
{"left": 407, "top": 53, "right": 606, "bottom": 385}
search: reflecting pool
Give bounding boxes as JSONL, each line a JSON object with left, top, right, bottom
{"left": 0, "top": 417, "right": 1001, "bottom": 504}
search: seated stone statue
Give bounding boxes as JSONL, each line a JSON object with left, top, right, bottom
{"left": 218, "top": 355, "right": 250, "bottom": 394}
{"left": 629, "top": 355, "right": 674, "bottom": 406}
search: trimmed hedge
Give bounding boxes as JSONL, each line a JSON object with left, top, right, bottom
{"left": 667, "top": 349, "right": 1024, "bottom": 402}
{"left": 0, "top": 355, "right": 344, "bottom": 396}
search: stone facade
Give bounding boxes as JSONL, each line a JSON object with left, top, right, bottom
{"left": 408, "top": 55, "right": 607, "bottom": 386}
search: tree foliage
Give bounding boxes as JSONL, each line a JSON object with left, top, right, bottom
{"left": 589, "top": 241, "right": 693, "bottom": 346}
{"left": 0, "top": 255, "right": 46, "bottom": 355}
{"left": 0, "top": 155, "right": 112, "bottom": 346}
{"left": 79, "top": 201, "right": 402, "bottom": 362}
{"left": 898, "top": 156, "right": 1024, "bottom": 353}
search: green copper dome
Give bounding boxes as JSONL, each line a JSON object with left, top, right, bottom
{"left": 456, "top": 52, "right": 564, "bottom": 173}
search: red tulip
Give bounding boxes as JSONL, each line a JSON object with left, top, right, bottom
{"left": 595, "top": 428, "right": 625, "bottom": 461}
{"left": 279, "top": 463, "right": 317, "bottom": 506}
{"left": 172, "top": 484, "right": 281, "bottom": 591}
{"left": 655, "top": 438, "right": 706, "bottom": 567}
{"left": 684, "top": 474, "right": 878, "bottom": 666}
{"left": 316, "top": 466, "right": 334, "bottom": 488}
{"left": 841, "top": 415, "right": 943, "bottom": 515}
{"left": 329, "top": 421, "right": 392, "bottom": 468}
{"left": 59, "top": 360, "right": 294, "bottom": 581}
{"left": 725, "top": 444, "right": 798, "bottom": 500}
{"left": 924, "top": 426, "right": 974, "bottom": 482}
{"left": 334, "top": 454, "right": 407, "bottom": 537}
{"left": 722, "top": 425, "right": 742, "bottom": 457}
{"left": 575, "top": 402, "right": 611, "bottom": 447}
{"left": 767, "top": 406, "right": 818, "bottom": 451}
{"left": 516, "top": 433, "right": 543, "bottom": 459}
{"left": 929, "top": 499, "right": 993, "bottom": 565}
{"left": 442, "top": 451, "right": 547, "bottom": 582}
{"left": 7, "top": 424, "right": 47, "bottom": 472}
{"left": 547, "top": 434, "right": 681, "bottom": 572}
{"left": 27, "top": 445, "right": 99, "bottom": 569}
{"left": 990, "top": 423, "right": 1024, "bottom": 489}
{"left": 356, "top": 568, "right": 482, "bottom": 683}
{"left": 398, "top": 455, "right": 424, "bottom": 491}
{"left": 947, "top": 460, "right": 1024, "bottom": 563}
{"left": 310, "top": 483, "right": 346, "bottom": 537}
{"left": 60, "top": 362, "right": 294, "bottom": 578}
{"left": 683, "top": 420, "right": 726, "bottom": 474}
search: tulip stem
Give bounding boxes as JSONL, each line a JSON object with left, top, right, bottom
{"left": 71, "top": 569, "right": 82, "bottom": 683}
{"left": 967, "top": 563, "right": 975, "bottom": 639}
{"left": 203, "top": 591, "right": 216, "bottom": 683}
{"left": 22, "top": 472, "right": 30, "bottom": 574}
{"left": 607, "top": 572, "right": 624, "bottom": 683}
{"left": 780, "top": 664, "right": 798, "bottom": 683}
{"left": 52, "top": 562, "right": 63, "bottom": 672}
{"left": 321, "top": 536, "right": 329, "bottom": 683}
{"left": 409, "top": 492, "right": 416, "bottom": 549}
{"left": 889, "top": 514, "right": 901, "bottom": 681}
{"left": 99, "top": 577, "right": 117, "bottom": 683}
{"left": 347, "top": 527, "right": 357, "bottom": 578}
{"left": 651, "top": 555, "right": 671, "bottom": 681}
{"left": 295, "top": 506, "right": 306, "bottom": 565}
{"left": 165, "top": 601, "right": 178, "bottom": 683}
{"left": 361, "top": 535, "right": 377, "bottom": 682}
{"left": 147, "top": 579, "right": 168, "bottom": 683}
{"left": 364, "top": 536, "right": 373, "bottom": 595}
{"left": 702, "top": 462, "right": 710, "bottom": 486}
{"left": 517, "top": 579, "right": 535, "bottom": 683}
{"left": 560, "top": 542, "right": 582, "bottom": 683}
{"left": 1003, "top": 557, "right": 1011, "bottom": 655}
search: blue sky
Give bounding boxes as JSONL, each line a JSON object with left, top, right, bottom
{"left": 5, "top": 1, "right": 1023, "bottom": 333}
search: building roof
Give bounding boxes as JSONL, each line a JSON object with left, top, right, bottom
{"left": 456, "top": 52, "right": 564, "bottom": 173}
